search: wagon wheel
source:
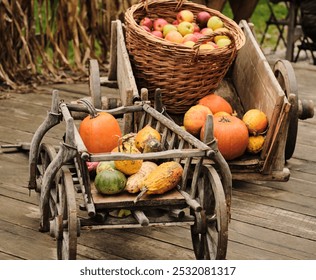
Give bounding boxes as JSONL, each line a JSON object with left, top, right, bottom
{"left": 50, "top": 168, "right": 78, "bottom": 260}
{"left": 36, "top": 144, "right": 78, "bottom": 259}
{"left": 36, "top": 143, "right": 59, "bottom": 231}
{"left": 190, "top": 165, "right": 229, "bottom": 260}
{"left": 273, "top": 59, "right": 299, "bottom": 160}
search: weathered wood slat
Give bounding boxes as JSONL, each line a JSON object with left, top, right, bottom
{"left": 228, "top": 220, "right": 316, "bottom": 259}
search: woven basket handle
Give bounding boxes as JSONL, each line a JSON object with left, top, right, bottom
{"left": 192, "top": 29, "right": 236, "bottom": 59}
{"left": 139, "top": 0, "right": 187, "bottom": 12}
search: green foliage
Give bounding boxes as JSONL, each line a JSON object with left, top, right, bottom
{"left": 222, "top": 0, "right": 288, "bottom": 49}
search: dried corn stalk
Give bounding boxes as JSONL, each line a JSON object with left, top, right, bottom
{"left": 0, "top": 0, "right": 137, "bottom": 90}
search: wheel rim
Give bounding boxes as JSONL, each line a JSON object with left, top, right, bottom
{"left": 36, "top": 143, "right": 59, "bottom": 232}
{"left": 56, "top": 168, "right": 78, "bottom": 260}
{"left": 273, "top": 59, "right": 299, "bottom": 160}
{"left": 191, "top": 165, "right": 228, "bottom": 260}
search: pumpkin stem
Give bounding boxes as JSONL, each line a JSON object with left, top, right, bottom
{"left": 219, "top": 116, "right": 231, "bottom": 123}
{"left": 79, "top": 98, "right": 99, "bottom": 118}
{"left": 134, "top": 187, "right": 148, "bottom": 203}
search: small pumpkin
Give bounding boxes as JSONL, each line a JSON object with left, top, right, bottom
{"left": 79, "top": 111, "right": 121, "bottom": 153}
{"left": 214, "top": 111, "right": 231, "bottom": 117}
{"left": 183, "top": 104, "right": 212, "bottom": 136}
{"left": 242, "top": 109, "right": 268, "bottom": 135}
{"left": 198, "top": 93, "right": 233, "bottom": 115}
{"left": 201, "top": 115, "right": 249, "bottom": 160}
{"left": 94, "top": 169, "right": 127, "bottom": 195}
{"left": 247, "top": 135, "right": 265, "bottom": 154}
{"left": 135, "top": 125, "right": 161, "bottom": 152}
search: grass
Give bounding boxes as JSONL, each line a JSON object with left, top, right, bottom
{"left": 222, "top": 0, "right": 288, "bottom": 50}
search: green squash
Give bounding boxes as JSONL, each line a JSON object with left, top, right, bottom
{"left": 94, "top": 169, "right": 127, "bottom": 195}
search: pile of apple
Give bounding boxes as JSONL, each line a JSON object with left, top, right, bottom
{"left": 139, "top": 9, "right": 232, "bottom": 49}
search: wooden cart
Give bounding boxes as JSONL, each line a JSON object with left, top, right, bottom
{"left": 91, "top": 19, "right": 314, "bottom": 182}
{"left": 27, "top": 18, "right": 313, "bottom": 261}
{"left": 27, "top": 19, "right": 234, "bottom": 260}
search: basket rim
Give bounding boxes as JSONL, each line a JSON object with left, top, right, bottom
{"left": 125, "top": 0, "right": 246, "bottom": 52}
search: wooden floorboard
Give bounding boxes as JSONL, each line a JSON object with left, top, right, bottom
{"left": 0, "top": 59, "right": 315, "bottom": 260}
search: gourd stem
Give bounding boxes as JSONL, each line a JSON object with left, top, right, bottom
{"left": 134, "top": 187, "right": 148, "bottom": 203}
{"left": 79, "top": 98, "right": 99, "bottom": 118}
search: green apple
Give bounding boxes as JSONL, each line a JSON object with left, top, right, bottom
{"left": 183, "top": 41, "right": 196, "bottom": 48}
{"left": 207, "top": 16, "right": 224, "bottom": 30}
{"left": 177, "top": 21, "right": 194, "bottom": 36}
{"left": 216, "top": 38, "right": 232, "bottom": 47}
{"left": 214, "top": 27, "right": 230, "bottom": 43}
{"left": 163, "top": 23, "right": 178, "bottom": 37}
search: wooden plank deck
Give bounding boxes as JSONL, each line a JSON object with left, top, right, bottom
{"left": 0, "top": 62, "right": 315, "bottom": 260}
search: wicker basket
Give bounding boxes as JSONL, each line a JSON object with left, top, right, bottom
{"left": 125, "top": 0, "right": 246, "bottom": 114}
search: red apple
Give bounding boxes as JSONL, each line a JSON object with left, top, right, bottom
{"left": 177, "top": 21, "right": 194, "bottom": 36}
{"left": 141, "top": 25, "right": 151, "bottom": 32}
{"left": 200, "top": 27, "right": 214, "bottom": 36}
{"left": 194, "top": 32, "right": 204, "bottom": 40}
{"left": 140, "top": 17, "right": 153, "bottom": 30}
{"left": 209, "top": 41, "right": 219, "bottom": 48}
{"left": 151, "top": 30, "right": 163, "bottom": 38}
{"left": 196, "top": 11, "right": 211, "bottom": 28}
{"left": 172, "top": 19, "right": 179, "bottom": 26}
{"left": 183, "top": 33, "right": 198, "bottom": 43}
{"left": 192, "top": 22, "right": 200, "bottom": 33}
{"left": 153, "top": 18, "right": 168, "bottom": 31}
{"left": 165, "top": 30, "right": 183, "bottom": 43}
{"left": 176, "top": 10, "right": 194, "bottom": 23}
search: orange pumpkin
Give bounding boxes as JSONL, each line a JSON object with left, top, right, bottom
{"left": 242, "top": 109, "right": 268, "bottom": 135}
{"left": 183, "top": 104, "right": 212, "bottom": 136}
{"left": 79, "top": 112, "right": 122, "bottom": 153}
{"left": 201, "top": 115, "right": 249, "bottom": 160}
{"left": 198, "top": 93, "right": 233, "bottom": 115}
{"left": 214, "top": 111, "right": 231, "bottom": 117}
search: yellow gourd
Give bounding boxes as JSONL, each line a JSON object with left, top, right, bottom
{"left": 247, "top": 135, "right": 265, "bottom": 154}
{"left": 112, "top": 141, "right": 143, "bottom": 176}
{"left": 135, "top": 125, "right": 161, "bottom": 152}
{"left": 134, "top": 161, "right": 183, "bottom": 202}
{"left": 125, "top": 161, "right": 158, "bottom": 193}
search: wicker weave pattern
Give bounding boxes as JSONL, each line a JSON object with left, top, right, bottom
{"left": 125, "top": 0, "right": 245, "bottom": 114}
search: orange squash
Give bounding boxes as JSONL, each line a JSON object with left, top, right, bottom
{"left": 183, "top": 104, "right": 212, "bottom": 136}
{"left": 79, "top": 112, "right": 122, "bottom": 153}
{"left": 242, "top": 109, "right": 268, "bottom": 135}
{"left": 198, "top": 93, "right": 233, "bottom": 115}
{"left": 201, "top": 115, "right": 249, "bottom": 160}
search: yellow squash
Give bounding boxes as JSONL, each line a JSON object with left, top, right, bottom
{"left": 134, "top": 161, "right": 183, "bottom": 202}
